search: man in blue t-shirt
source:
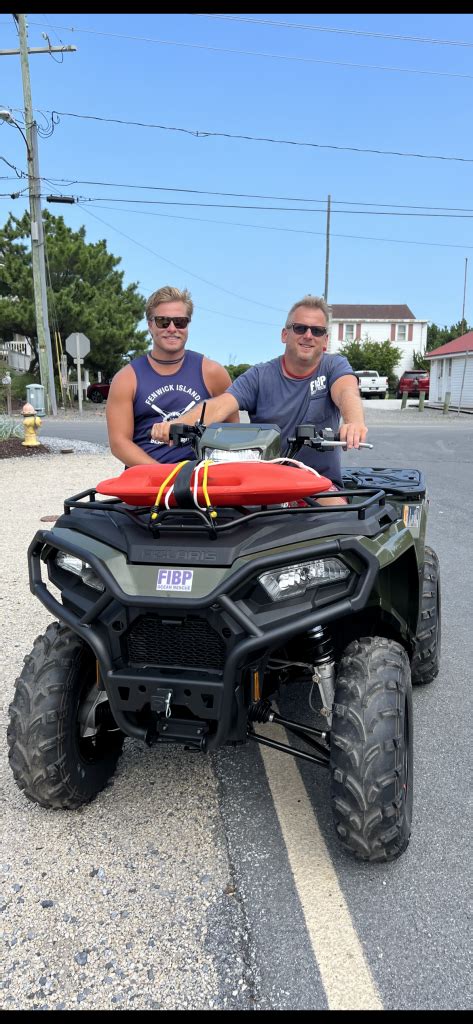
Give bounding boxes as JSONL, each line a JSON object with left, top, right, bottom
{"left": 151, "top": 295, "right": 368, "bottom": 501}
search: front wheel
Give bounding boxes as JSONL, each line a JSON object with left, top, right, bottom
{"left": 8, "top": 622, "right": 124, "bottom": 809}
{"left": 330, "top": 637, "right": 413, "bottom": 862}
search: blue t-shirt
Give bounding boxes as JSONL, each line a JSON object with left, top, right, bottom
{"left": 228, "top": 354, "right": 355, "bottom": 486}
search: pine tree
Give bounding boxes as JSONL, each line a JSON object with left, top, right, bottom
{"left": 0, "top": 211, "right": 148, "bottom": 378}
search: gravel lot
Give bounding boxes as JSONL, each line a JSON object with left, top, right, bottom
{"left": 0, "top": 450, "right": 251, "bottom": 1011}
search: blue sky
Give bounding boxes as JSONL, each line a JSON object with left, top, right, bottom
{"left": 1, "top": 12, "right": 472, "bottom": 365}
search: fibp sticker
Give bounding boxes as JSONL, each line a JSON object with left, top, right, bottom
{"left": 156, "top": 567, "right": 194, "bottom": 592}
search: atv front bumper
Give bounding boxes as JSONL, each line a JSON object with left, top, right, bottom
{"left": 29, "top": 529, "right": 379, "bottom": 749}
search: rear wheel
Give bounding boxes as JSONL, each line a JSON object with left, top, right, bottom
{"left": 8, "top": 622, "right": 124, "bottom": 809}
{"left": 411, "top": 547, "right": 441, "bottom": 685}
{"left": 88, "top": 388, "right": 104, "bottom": 403}
{"left": 330, "top": 637, "right": 413, "bottom": 862}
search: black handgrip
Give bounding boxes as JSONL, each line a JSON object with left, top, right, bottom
{"left": 169, "top": 423, "right": 196, "bottom": 444}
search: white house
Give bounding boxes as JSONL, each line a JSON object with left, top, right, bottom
{"left": 326, "top": 305, "right": 429, "bottom": 377}
{"left": 0, "top": 333, "right": 33, "bottom": 372}
{"left": 425, "top": 331, "right": 473, "bottom": 412}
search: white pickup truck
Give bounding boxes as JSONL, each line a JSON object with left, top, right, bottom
{"left": 354, "top": 370, "right": 388, "bottom": 399}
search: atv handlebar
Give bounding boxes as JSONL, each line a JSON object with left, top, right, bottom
{"left": 168, "top": 422, "right": 373, "bottom": 457}
{"left": 286, "top": 426, "right": 373, "bottom": 457}
{"left": 169, "top": 422, "right": 204, "bottom": 445}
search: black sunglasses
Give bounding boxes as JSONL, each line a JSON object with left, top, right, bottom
{"left": 287, "top": 323, "right": 327, "bottom": 337}
{"left": 150, "top": 315, "right": 190, "bottom": 329}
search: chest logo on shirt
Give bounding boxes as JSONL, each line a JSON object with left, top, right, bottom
{"left": 310, "top": 375, "right": 327, "bottom": 395}
{"left": 145, "top": 385, "right": 202, "bottom": 445}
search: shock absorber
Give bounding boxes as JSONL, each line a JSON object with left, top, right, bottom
{"left": 307, "top": 625, "right": 336, "bottom": 726}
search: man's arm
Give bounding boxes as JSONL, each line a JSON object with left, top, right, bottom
{"left": 106, "top": 366, "right": 158, "bottom": 466}
{"left": 151, "top": 392, "right": 239, "bottom": 445}
{"left": 330, "top": 374, "right": 368, "bottom": 448}
{"left": 203, "top": 358, "right": 240, "bottom": 423}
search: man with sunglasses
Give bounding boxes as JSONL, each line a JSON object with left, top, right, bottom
{"left": 151, "top": 295, "right": 367, "bottom": 502}
{"left": 106, "top": 285, "right": 238, "bottom": 466}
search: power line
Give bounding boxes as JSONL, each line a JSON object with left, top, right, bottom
{"left": 46, "top": 193, "right": 473, "bottom": 218}
{"left": 24, "top": 21, "right": 473, "bottom": 79}
{"left": 45, "top": 110, "right": 473, "bottom": 164}
{"left": 0, "top": 154, "right": 26, "bottom": 178}
{"left": 75, "top": 202, "right": 473, "bottom": 251}
{"left": 76, "top": 204, "right": 286, "bottom": 313}
{"left": 191, "top": 14, "right": 473, "bottom": 49}
{"left": 28, "top": 173, "right": 473, "bottom": 214}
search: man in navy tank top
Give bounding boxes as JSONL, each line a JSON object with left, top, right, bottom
{"left": 106, "top": 286, "right": 238, "bottom": 466}
{"left": 151, "top": 294, "right": 367, "bottom": 505}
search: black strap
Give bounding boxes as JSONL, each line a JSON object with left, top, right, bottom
{"left": 172, "top": 460, "right": 197, "bottom": 508}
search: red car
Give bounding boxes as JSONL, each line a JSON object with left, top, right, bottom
{"left": 397, "top": 370, "right": 430, "bottom": 399}
{"left": 86, "top": 380, "right": 111, "bottom": 403}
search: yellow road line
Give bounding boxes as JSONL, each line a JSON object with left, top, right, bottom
{"left": 260, "top": 722, "right": 383, "bottom": 1011}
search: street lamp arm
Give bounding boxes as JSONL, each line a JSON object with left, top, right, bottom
{"left": 0, "top": 109, "right": 32, "bottom": 159}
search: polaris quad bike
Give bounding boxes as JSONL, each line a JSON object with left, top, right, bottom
{"left": 7, "top": 422, "right": 441, "bottom": 863}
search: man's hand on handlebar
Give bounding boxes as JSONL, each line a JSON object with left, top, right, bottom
{"left": 151, "top": 420, "right": 174, "bottom": 444}
{"left": 339, "top": 421, "right": 369, "bottom": 449}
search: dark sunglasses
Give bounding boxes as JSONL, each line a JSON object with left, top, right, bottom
{"left": 150, "top": 315, "right": 190, "bottom": 329}
{"left": 287, "top": 323, "right": 327, "bottom": 337}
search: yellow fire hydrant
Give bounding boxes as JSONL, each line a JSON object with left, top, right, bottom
{"left": 22, "top": 402, "right": 42, "bottom": 447}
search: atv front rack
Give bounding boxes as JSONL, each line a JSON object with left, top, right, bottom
{"left": 61, "top": 486, "right": 389, "bottom": 538}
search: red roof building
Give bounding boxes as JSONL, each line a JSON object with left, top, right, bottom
{"left": 425, "top": 330, "right": 473, "bottom": 411}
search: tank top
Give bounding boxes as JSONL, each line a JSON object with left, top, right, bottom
{"left": 131, "top": 350, "right": 211, "bottom": 463}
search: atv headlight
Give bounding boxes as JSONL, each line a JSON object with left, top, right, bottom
{"left": 55, "top": 552, "right": 104, "bottom": 592}
{"left": 202, "top": 447, "right": 262, "bottom": 462}
{"left": 259, "top": 557, "right": 349, "bottom": 601}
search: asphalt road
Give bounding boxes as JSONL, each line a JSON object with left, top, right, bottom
{"left": 4, "top": 410, "right": 472, "bottom": 1010}
{"left": 216, "top": 416, "right": 473, "bottom": 1010}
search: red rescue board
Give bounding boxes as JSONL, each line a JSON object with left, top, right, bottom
{"left": 95, "top": 461, "right": 333, "bottom": 507}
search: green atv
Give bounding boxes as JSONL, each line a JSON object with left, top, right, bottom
{"left": 7, "top": 423, "right": 440, "bottom": 863}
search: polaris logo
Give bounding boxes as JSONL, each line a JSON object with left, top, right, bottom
{"left": 151, "top": 549, "right": 217, "bottom": 563}
{"left": 156, "top": 568, "right": 194, "bottom": 592}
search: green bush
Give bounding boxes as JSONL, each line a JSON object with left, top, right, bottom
{"left": 9, "top": 371, "right": 38, "bottom": 401}
{"left": 340, "top": 338, "right": 403, "bottom": 395}
{"left": 0, "top": 415, "right": 23, "bottom": 440}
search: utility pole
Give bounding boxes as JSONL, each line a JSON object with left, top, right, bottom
{"left": 1, "top": 14, "right": 76, "bottom": 416}
{"left": 324, "top": 194, "right": 331, "bottom": 303}
{"left": 461, "top": 257, "right": 468, "bottom": 331}
{"left": 16, "top": 13, "right": 55, "bottom": 414}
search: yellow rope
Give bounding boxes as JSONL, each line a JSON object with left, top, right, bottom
{"left": 150, "top": 461, "right": 189, "bottom": 520}
{"left": 201, "top": 460, "right": 217, "bottom": 518}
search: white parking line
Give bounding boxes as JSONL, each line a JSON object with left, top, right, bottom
{"left": 260, "top": 722, "right": 383, "bottom": 1011}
